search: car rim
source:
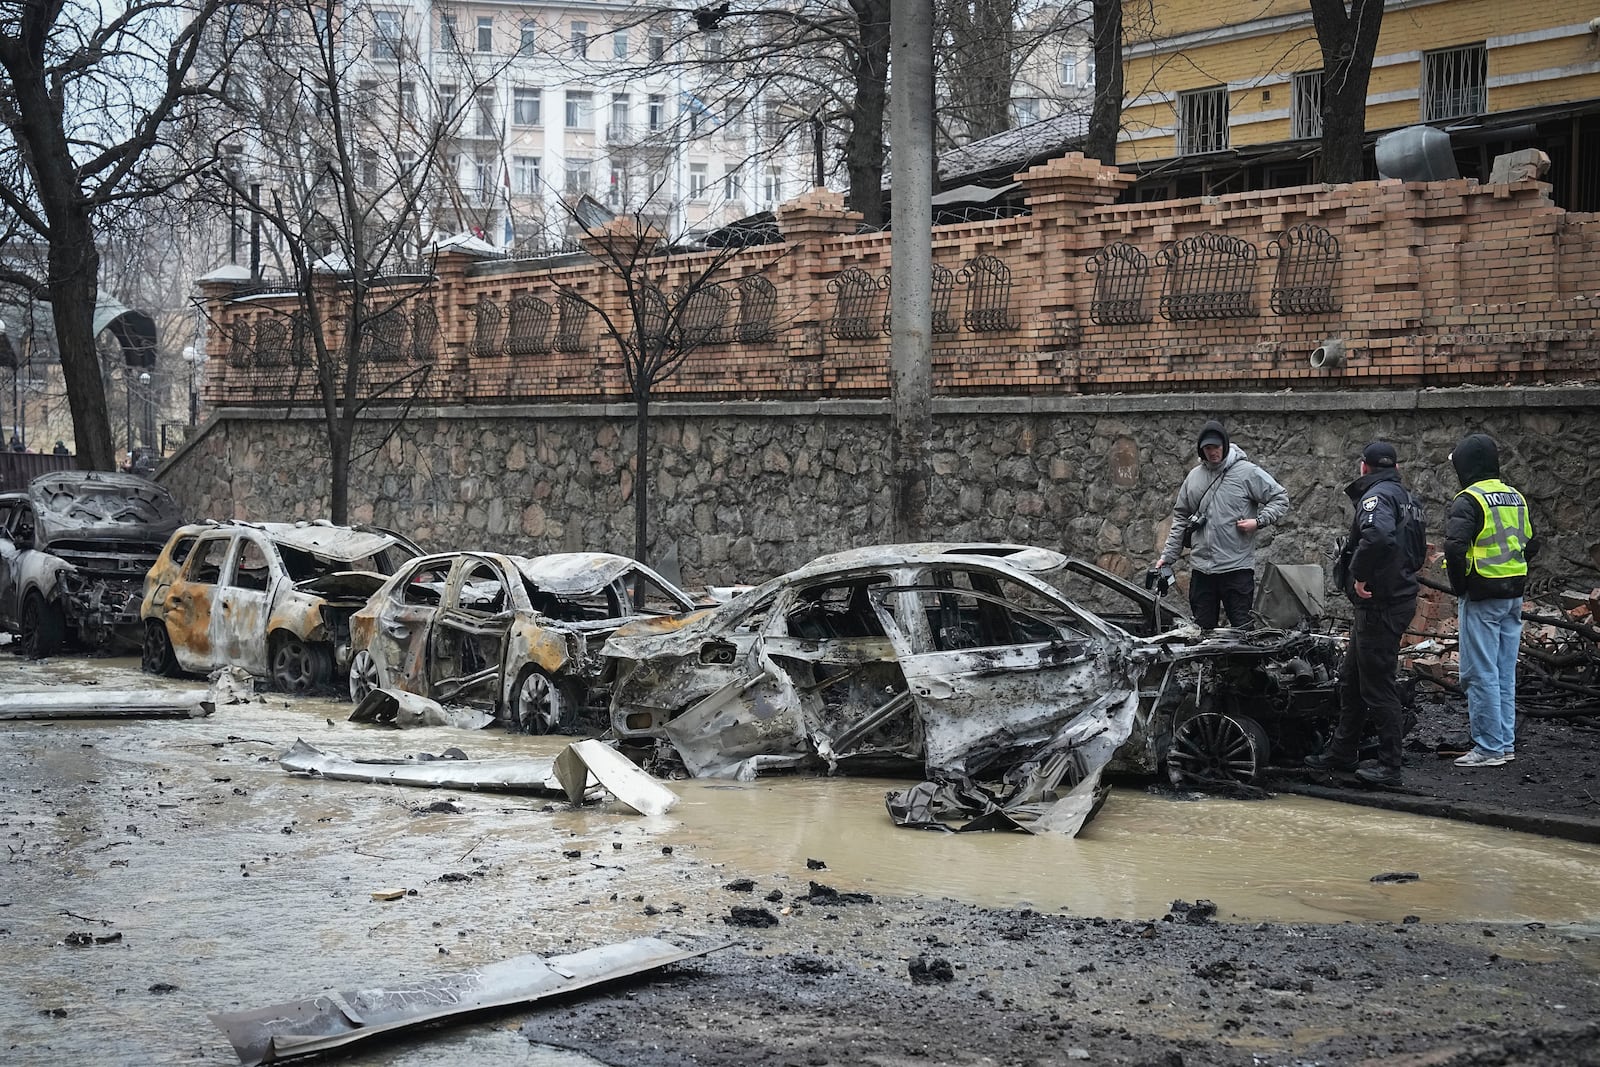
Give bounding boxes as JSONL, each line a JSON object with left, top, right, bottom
{"left": 273, "top": 640, "right": 316, "bottom": 693}
{"left": 143, "top": 622, "right": 171, "bottom": 674}
{"left": 1167, "top": 711, "right": 1270, "bottom": 788}
{"left": 517, "top": 671, "right": 562, "bottom": 734}
{"left": 349, "top": 650, "right": 379, "bottom": 702}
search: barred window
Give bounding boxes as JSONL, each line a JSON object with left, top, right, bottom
{"left": 1178, "top": 86, "right": 1228, "bottom": 155}
{"left": 1291, "top": 71, "right": 1322, "bottom": 140}
{"left": 1422, "top": 43, "right": 1486, "bottom": 122}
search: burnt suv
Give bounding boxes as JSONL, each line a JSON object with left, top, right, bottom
{"left": 0, "top": 472, "right": 184, "bottom": 657}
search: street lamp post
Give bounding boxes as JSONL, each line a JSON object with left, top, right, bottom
{"left": 138, "top": 371, "right": 153, "bottom": 453}
{"left": 182, "top": 345, "right": 200, "bottom": 427}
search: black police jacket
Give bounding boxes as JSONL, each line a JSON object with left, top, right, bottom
{"left": 1336, "top": 469, "right": 1426, "bottom": 607}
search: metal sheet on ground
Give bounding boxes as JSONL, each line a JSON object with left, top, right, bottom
{"left": 0, "top": 688, "right": 213, "bottom": 720}
{"left": 556, "top": 738, "right": 679, "bottom": 815}
{"left": 277, "top": 738, "right": 564, "bottom": 793}
{"left": 211, "top": 936, "right": 722, "bottom": 1065}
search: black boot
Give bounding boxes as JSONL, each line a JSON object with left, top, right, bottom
{"left": 1305, "top": 750, "right": 1358, "bottom": 772}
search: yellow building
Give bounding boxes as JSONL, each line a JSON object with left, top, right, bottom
{"left": 1117, "top": 0, "right": 1600, "bottom": 207}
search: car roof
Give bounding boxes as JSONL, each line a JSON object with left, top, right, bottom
{"left": 510, "top": 552, "right": 670, "bottom": 597}
{"left": 782, "top": 543, "right": 1071, "bottom": 583}
{"left": 176, "top": 521, "right": 408, "bottom": 562}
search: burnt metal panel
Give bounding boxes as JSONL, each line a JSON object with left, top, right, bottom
{"left": 1156, "top": 232, "right": 1259, "bottom": 321}
{"left": 1267, "top": 223, "right": 1342, "bottom": 315}
{"left": 1088, "top": 242, "right": 1154, "bottom": 325}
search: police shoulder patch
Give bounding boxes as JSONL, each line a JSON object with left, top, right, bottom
{"left": 1362, "top": 496, "right": 1379, "bottom": 511}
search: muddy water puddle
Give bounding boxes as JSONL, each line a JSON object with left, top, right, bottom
{"left": 4, "top": 655, "right": 1599, "bottom": 1065}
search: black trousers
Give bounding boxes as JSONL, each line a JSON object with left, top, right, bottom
{"left": 1331, "top": 600, "right": 1415, "bottom": 772}
{"left": 1189, "top": 568, "right": 1254, "bottom": 629}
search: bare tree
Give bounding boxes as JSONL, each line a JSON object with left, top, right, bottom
{"left": 0, "top": 0, "right": 236, "bottom": 469}
{"left": 205, "top": 0, "right": 499, "bottom": 522}
{"left": 1309, "top": 0, "right": 1384, "bottom": 183}
{"left": 553, "top": 200, "right": 789, "bottom": 564}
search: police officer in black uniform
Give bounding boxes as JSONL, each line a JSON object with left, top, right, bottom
{"left": 1306, "top": 440, "right": 1427, "bottom": 786}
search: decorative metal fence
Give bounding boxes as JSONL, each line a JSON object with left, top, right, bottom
{"left": 504, "top": 295, "right": 554, "bottom": 355}
{"left": 1087, "top": 242, "right": 1154, "bottom": 325}
{"left": 470, "top": 300, "right": 505, "bottom": 357}
{"left": 736, "top": 275, "right": 777, "bottom": 342}
{"left": 1156, "top": 232, "right": 1259, "bottom": 320}
{"left": 959, "top": 254, "right": 1019, "bottom": 332}
{"left": 1267, "top": 224, "right": 1342, "bottom": 315}
{"left": 827, "top": 267, "right": 889, "bottom": 340}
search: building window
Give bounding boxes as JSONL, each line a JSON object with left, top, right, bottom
{"left": 1177, "top": 85, "right": 1228, "bottom": 155}
{"left": 512, "top": 155, "right": 541, "bottom": 194}
{"left": 723, "top": 166, "right": 741, "bottom": 201}
{"left": 648, "top": 32, "right": 664, "bottom": 61}
{"left": 513, "top": 88, "right": 541, "bottom": 126}
{"left": 474, "top": 158, "right": 493, "bottom": 204}
{"left": 565, "top": 90, "right": 591, "bottom": 129}
{"left": 1012, "top": 96, "right": 1039, "bottom": 125}
{"left": 761, "top": 98, "right": 784, "bottom": 139}
{"left": 565, "top": 158, "right": 592, "bottom": 195}
{"left": 613, "top": 30, "right": 627, "bottom": 59}
{"left": 399, "top": 80, "right": 417, "bottom": 117}
{"left": 764, "top": 166, "right": 781, "bottom": 204}
{"left": 1061, "top": 54, "right": 1077, "bottom": 86}
{"left": 1291, "top": 70, "right": 1322, "bottom": 140}
{"left": 476, "top": 16, "right": 493, "bottom": 53}
{"left": 570, "top": 20, "right": 588, "bottom": 57}
{"left": 359, "top": 149, "right": 378, "bottom": 189}
{"left": 607, "top": 167, "right": 621, "bottom": 206}
{"left": 439, "top": 13, "right": 457, "bottom": 50}
{"left": 475, "top": 88, "right": 497, "bottom": 135}
{"left": 705, "top": 33, "right": 724, "bottom": 59}
{"left": 647, "top": 94, "right": 665, "bottom": 130}
{"left": 609, "top": 94, "right": 629, "bottom": 137}
{"left": 372, "top": 10, "right": 401, "bottom": 60}
{"left": 688, "top": 162, "right": 708, "bottom": 199}
{"left": 439, "top": 84, "right": 458, "bottom": 120}
{"left": 1422, "top": 43, "right": 1486, "bottom": 121}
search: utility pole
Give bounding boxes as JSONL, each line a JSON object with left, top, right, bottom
{"left": 889, "top": 0, "right": 934, "bottom": 542}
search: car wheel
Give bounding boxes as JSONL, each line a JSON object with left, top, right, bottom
{"left": 19, "top": 591, "right": 66, "bottom": 659}
{"left": 1166, "top": 711, "right": 1271, "bottom": 788}
{"left": 348, "top": 648, "right": 380, "bottom": 703}
{"left": 512, "top": 666, "right": 566, "bottom": 735}
{"left": 270, "top": 635, "right": 332, "bottom": 695}
{"left": 142, "top": 619, "right": 180, "bottom": 676}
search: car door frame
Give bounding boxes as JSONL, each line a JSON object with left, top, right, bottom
{"left": 164, "top": 532, "right": 235, "bottom": 673}
{"left": 427, "top": 554, "right": 520, "bottom": 706}
{"left": 211, "top": 530, "right": 278, "bottom": 676}
{"left": 367, "top": 555, "right": 452, "bottom": 697}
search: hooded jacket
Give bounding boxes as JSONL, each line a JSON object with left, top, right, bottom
{"left": 1158, "top": 421, "right": 1292, "bottom": 575}
{"left": 1442, "top": 433, "right": 1538, "bottom": 601}
{"left": 1337, "top": 467, "right": 1427, "bottom": 606}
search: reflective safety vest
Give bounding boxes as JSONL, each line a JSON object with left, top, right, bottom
{"left": 1458, "top": 479, "right": 1532, "bottom": 578}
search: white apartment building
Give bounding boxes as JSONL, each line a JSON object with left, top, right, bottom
{"left": 360, "top": 1, "right": 814, "bottom": 247}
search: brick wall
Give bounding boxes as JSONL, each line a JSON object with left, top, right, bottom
{"left": 200, "top": 155, "right": 1600, "bottom": 408}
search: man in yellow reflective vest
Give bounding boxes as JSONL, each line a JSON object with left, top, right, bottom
{"left": 1442, "top": 433, "right": 1539, "bottom": 768}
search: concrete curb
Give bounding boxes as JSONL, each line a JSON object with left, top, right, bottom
{"left": 1268, "top": 776, "right": 1600, "bottom": 844}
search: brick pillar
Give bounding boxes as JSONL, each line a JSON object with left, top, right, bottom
{"left": 774, "top": 188, "right": 864, "bottom": 360}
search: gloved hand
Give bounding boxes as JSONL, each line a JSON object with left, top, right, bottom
{"left": 1144, "top": 565, "right": 1175, "bottom": 596}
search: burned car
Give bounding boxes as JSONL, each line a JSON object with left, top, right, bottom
{"left": 0, "top": 472, "right": 184, "bottom": 656}
{"left": 604, "top": 544, "right": 1351, "bottom": 828}
{"left": 140, "top": 522, "right": 419, "bottom": 693}
{"left": 348, "top": 551, "right": 698, "bottom": 733}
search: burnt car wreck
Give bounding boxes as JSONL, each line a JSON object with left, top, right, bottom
{"left": 0, "top": 472, "right": 184, "bottom": 656}
{"left": 603, "top": 545, "right": 1355, "bottom": 834}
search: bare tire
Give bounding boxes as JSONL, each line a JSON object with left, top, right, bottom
{"left": 348, "top": 648, "right": 380, "bottom": 703}
{"left": 270, "top": 635, "right": 332, "bottom": 695}
{"left": 142, "top": 619, "right": 179, "bottom": 676}
{"left": 19, "top": 591, "right": 65, "bottom": 659}
{"left": 512, "top": 666, "right": 566, "bottom": 735}
{"left": 1167, "top": 711, "right": 1271, "bottom": 788}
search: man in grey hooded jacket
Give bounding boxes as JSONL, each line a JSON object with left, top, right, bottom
{"left": 1151, "top": 420, "right": 1291, "bottom": 628}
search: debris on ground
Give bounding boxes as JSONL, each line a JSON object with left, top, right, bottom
{"left": 553, "top": 738, "right": 678, "bottom": 815}
{"left": 277, "top": 738, "right": 566, "bottom": 793}
{"left": 0, "top": 689, "right": 212, "bottom": 721}
{"left": 207, "top": 665, "right": 259, "bottom": 706}
{"left": 347, "top": 686, "right": 493, "bottom": 730}
{"left": 209, "top": 936, "right": 723, "bottom": 1066}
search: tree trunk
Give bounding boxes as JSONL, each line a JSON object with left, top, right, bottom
{"left": 1310, "top": 0, "right": 1385, "bottom": 184}
{"left": 633, "top": 390, "right": 649, "bottom": 579}
{"left": 328, "top": 416, "right": 352, "bottom": 526}
{"left": 48, "top": 216, "right": 116, "bottom": 470}
{"left": 846, "top": 0, "right": 891, "bottom": 226}
{"left": 1084, "top": 0, "right": 1124, "bottom": 166}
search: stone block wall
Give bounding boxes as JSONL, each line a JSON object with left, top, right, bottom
{"left": 162, "top": 388, "right": 1600, "bottom": 604}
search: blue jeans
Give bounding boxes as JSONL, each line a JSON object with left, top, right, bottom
{"left": 1458, "top": 597, "right": 1522, "bottom": 754}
